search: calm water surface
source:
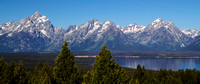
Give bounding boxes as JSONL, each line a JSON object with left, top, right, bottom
{"left": 114, "top": 57, "right": 200, "bottom": 71}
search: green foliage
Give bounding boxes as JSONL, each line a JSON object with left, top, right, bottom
{"left": 2, "top": 43, "right": 200, "bottom": 84}
{"left": 132, "top": 65, "right": 147, "bottom": 83}
{"left": 83, "top": 71, "right": 92, "bottom": 83}
{"left": 0, "top": 58, "right": 9, "bottom": 83}
{"left": 30, "top": 61, "right": 54, "bottom": 84}
{"left": 54, "top": 41, "right": 80, "bottom": 84}
{"left": 13, "top": 61, "right": 29, "bottom": 84}
{"left": 86, "top": 45, "right": 128, "bottom": 84}
{"left": 7, "top": 61, "right": 16, "bottom": 84}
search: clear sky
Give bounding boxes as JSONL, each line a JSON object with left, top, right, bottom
{"left": 0, "top": 0, "right": 199, "bottom": 30}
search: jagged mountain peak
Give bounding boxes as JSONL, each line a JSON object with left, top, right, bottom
{"left": 29, "top": 11, "right": 49, "bottom": 23}
{"left": 80, "top": 19, "right": 99, "bottom": 27}
{"left": 30, "top": 11, "right": 42, "bottom": 19}
{"left": 80, "top": 19, "right": 114, "bottom": 27}
{"left": 4, "top": 21, "right": 15, "bottom": 26}
{"left": 151, "top": 18, "right": 173, "bottom": 24}
{"left": 137, "top": 18, "right": 192, "bottom": 50}
{"left": 67, "top": 25, "right": 79, "bottom": 31}
{"left": 181, "top": 29, "right": 200, "bottom": 38}
{"left": 102, "top": 20, "right": 115, "bottom": 28}
{"left": 153, "top": 18, "right": 164, "bottom": 22}
{"left": 1, "top": 11, "right": 54, "bottom": 38}
{"left": 120, "top": 23, "right": 146, "bottom": 34}
{"left": 18, "top": 17, "right": 31, "bottom": 23}
{"left": 104, "top": 20, "right": 113, "bottom": 24}
{"left": 35, "top": 11, "right": 40, "bottom": 14}
{"left": 0, "top": 12, "right": 197, "bottom": 52}
{"left": 33, "top": 11, "right": 41, "bottom": 16}
{"left": 0, "top": 21, "right": 16, "bottom": 30}
{"left": 151, "top": 18, "right": 166, "bottom": 25}
{"left": 116, "top": 25, "right": 123, "bottom": 29}
{"left": 7, "top": 21, "right": 15, "bottom": 24}
{"left": 146, "top": 18, "right": 176, "bottom": 31}
{"left": 85, "top": 19, "right": 100, "bottom": 25}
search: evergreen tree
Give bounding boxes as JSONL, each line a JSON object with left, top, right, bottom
{"left": 54, "top": 41, "right": 80, "bottom": 84}
{"left": 41, "top": 72, "right": 52, "bottom": 84}
{"left": 166, "top": 76, "right": 182, "bottom": 84}
{"left": 89, "top": 45, "right": 127, "bottom": 84}
{"left": 133, "top": 65, "right": 146, "bottom": 84}
{"left": 35, "top": 61, "right": 43, "bottom": 73}
{"left": 0, "top": 58, "right": 9, "bottom": 83}
{"left": 7, "top": 61, "right": 16, "bottom": 84}
{"left": 41, "top": 62, "right": 54, "bottom": 83}
{"left": 177, "top": 69, "right": 185, "bottom": 83}
{"left": 83, "top": 71, "right": 92, "bottom": 83}
{"left": 13, "top": 61, "right": 28, "bottom": 84}
{"left": 30, "top": 62, "right": 54, "bottom": 84}
{"left": 30, "top": 61, "right": 43, "bottom": 83}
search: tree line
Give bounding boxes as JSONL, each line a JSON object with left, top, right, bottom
{"left": 1, "top": 41, "right": 200, "bottom": 84}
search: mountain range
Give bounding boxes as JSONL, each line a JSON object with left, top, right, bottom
{"left": 0, "top": 11, "right": 199, "bottom": 52}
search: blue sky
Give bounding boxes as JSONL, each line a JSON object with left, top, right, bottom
{"left": 0, "top": 0, "right": 200, "bottom": 29}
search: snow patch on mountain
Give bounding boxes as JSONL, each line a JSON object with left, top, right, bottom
{"left": 40, "top": 30, "right": 48, "bottom": 37}
{"left": 120, "top": 24, "right": 146, "bottom": 34}
{"left": 87, "top": 21, "right": 101, "bottom": 35}
{"left": 181, "top": 29, "right": 200, "bottom": 38}
{"left": 37, "top": 16, "right": 49, "bottom": 23}
{"left": 99, "top": 20, "right": 114, "bottom": 33}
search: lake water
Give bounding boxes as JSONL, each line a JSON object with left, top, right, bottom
{"left": 114, "top": 57, "right": 200, "bottom": 71}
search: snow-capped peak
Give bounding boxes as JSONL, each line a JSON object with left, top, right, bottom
{"left": 147, "top": 18, "right": 176, "bottom": 30}
{"left": 121, "top": 24, "right": 146, "bottom": 34}
{"left": 85, "top": 19, "right": 101, "bottom": 26}
{"left": 116, "top": 25, "right": 123, "bottom": 29}
{"left": 36, "top": 15, "right": 49, "bottom": 23}
{"left": 104, "top": 20, "right": 113, "bottom": 25}
{"left": 151, "top": 18, "right": 166, "bottom": 25}
{"left": 30, "top": 11, "right": 42, "bottom": 20}
{"left": 66, "top": 25, "right": 79, "bottom": 35}
{"left": 34, "top": 11, "right": 41, "bottom": 16}
{"left": 35, "top": 11, "right": 39, "bottom": 14}
{"left": 0, "top": 12, "right": 197, "bottom": 52}
{"left": 154, "top": 18, "right": 163, "bottom": 22}
{"left": 7, "top": 21, "right": 15, "bottom": 25}
{"left": 1, "top": 21, "right": 16, "bottom": 29}
{"left": 29, "top": 11, "right": 50, "bottom": 24}
{"left": 181, "top": 29, "right": 200, "bottom": 38}
{"left": 29, "top": 11, "right": 49, "bottom": 23}
{"left": 152, "top": 18, "right": 173, "bottom": 25}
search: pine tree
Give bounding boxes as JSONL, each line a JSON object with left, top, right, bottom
{"left": 30, "top": 61, "right": 43, "bottom": 84}
{"left": 89, "top": 45, "right": 127, "bottom": 84}
{"left": 83, "top": 71, "right": 92, "bottom": 83}
{"left": 30, "top": 62, "right": 54, "bottom": 84}
{"left": 41, "top": 72, "right": 52, "bottom": 84}
{"left": 13, "top": 61, "right": 28, "bottom": 84}
{"left": 133, "top": 65, "right": 146, "bottom": 84}
{"left": 7, "top": 61, "right": 16, "bottom": 84}
{"left": 35, "top": 61, "right": 43, "bottom": 73}
{"left": 54, "top": 41, "right": 80, "bottom": 84}
{"left": 0, "top": 58, "right": 9, "bottom": 83}
{"left": 41, "top": 62, "right": 54, "bottom": 83}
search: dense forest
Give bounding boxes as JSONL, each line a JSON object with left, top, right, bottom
{"left": 1, "top": 41, "right": 200, "bottom": 84}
